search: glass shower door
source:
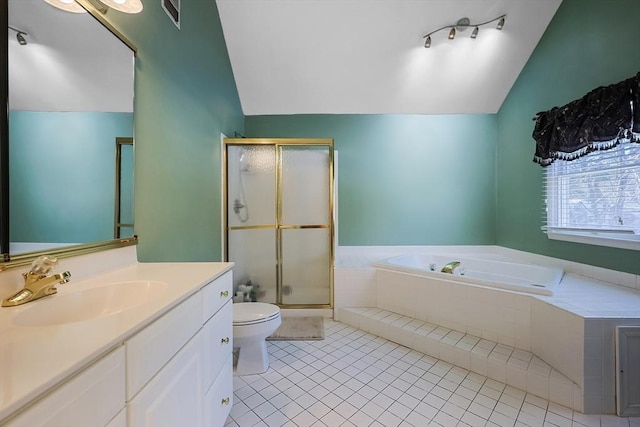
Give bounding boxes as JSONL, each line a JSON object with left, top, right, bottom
{"left": 227, "top": 145, "right": 277, "bottom": 304}
{"left": 225, "top": 139, "right": 333, "bottom": 307}
{"left": 279, "top": 145, "right": 332, "bottom": 305}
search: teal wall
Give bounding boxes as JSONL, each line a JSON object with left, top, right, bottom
{"left": 246, "top": 115, "right": 497, "bottom": 245}
{"left": 105, "top": 0, "right": 244, "bottom": 261}
{"left": 496, "top": 0, "right": 640, "bottom": 274}
{"left": 10, "top": 111, "right": 132, "bottom": 243}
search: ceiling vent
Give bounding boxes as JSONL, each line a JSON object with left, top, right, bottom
{"left": 162, "top": 0, "right": 180, "bottom": 29}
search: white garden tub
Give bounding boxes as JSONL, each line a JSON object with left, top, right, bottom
{"left": 371, "top": 254, "right": 563, "bottom": 296}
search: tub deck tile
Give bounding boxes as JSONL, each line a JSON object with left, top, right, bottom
{"left": 340, "top": 307, "right": 581, "bottom": 411}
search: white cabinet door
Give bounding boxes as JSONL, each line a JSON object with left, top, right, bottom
{"left": 4, "top": 347, "right": 125, "bottom": 427}
{"left": 126, "top": 290, "right": 202, "bottom": 400}
{"left": 128, "top": 332, "right": 204, "bottom": 427}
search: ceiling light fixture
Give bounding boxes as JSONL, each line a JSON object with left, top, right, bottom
{"left": 423, "top": 14, "right": 506, "bottom": 48}
{"left": 8, "top": 26, "right": 28, "bottom": 45}
{"left": 98, "top": 0, "right": 143, "bottom": 14}
{"left": 43, "top": 0, "right": 87, "bottom": 14}
{"left": 43, "top": 0, "right": 143, "bottom": 14}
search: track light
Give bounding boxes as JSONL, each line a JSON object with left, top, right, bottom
{"left": 422, "top": 14, "right": 506, "bottom": 48}
{"left": 8, "top": 26, "right": 28, "bottom": 45}
{"left": 16, "top": 32, "right": 27, "bottom": 45}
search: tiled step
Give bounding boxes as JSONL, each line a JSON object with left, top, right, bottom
{"left": 339, "top": 307, "right": 582, "bottom": 412}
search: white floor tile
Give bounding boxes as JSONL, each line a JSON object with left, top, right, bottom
{"left": 227, "top": 319, "right": 628, "bottom": 427}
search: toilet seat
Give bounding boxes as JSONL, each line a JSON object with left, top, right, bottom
{"left": 233, "top": 302, "right": 280, "bottom": 326}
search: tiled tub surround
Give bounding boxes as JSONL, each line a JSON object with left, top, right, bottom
{"left": 0, "top": 246, "right": 234, "bottom": 423}
{"left": 334, "top": 246, "right": 640, "bottom": 415}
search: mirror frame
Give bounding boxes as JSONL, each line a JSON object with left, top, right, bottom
{"left": 1, "top": 0, "right": 138, "bottom": 271}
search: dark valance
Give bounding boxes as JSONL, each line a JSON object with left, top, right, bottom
{"left": 532, "top": 72, "right": 640, "bottom": 166}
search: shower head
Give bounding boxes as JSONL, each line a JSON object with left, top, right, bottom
{"left": 239, "top": 150, "right": 250, "bottom": 172}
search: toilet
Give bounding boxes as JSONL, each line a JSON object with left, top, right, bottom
{"left": 232, "top": 302, "right": 282, "bottom": 375}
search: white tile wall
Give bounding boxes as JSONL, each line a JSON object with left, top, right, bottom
{"left": 332, "top": 268, "right": 376, "bottom": 321}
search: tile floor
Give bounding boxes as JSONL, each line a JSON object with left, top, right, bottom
{"left": 225, "top": 320, "right": 640, "bottom": 427}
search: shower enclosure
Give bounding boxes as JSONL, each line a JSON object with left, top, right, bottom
{"left": 224, "top": 139, "right": 334, "bottom": 308}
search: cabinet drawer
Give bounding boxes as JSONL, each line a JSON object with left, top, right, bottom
{"left": 203, "top": 300, "right": 233, "bottom": 390}
{"left": 202, "top": 271, "right": 232, "bottom": 323}
{"left": 204, "top": 355, "right": 233, "bottom": 427}
{"left": 4, "top": 346, "right": 125, "bottom": 427}
{"left": 126, "top": 291, "right": 202, "bottom": 400}
{"left": 128, "top": 333, "right": 204, "bottom": 427}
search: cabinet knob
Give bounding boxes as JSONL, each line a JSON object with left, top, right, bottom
{"left": 221, "top": 337, "right": 230, "bottom": 344}
{"left": 220, "top": 290, "right": 229, "bottom": 297}
{"left": 221, "top": 397, "right": 230, "bottom": 406}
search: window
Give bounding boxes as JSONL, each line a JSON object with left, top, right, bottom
{"left": 544, "top": 143, "right": 640, "bottom": 250}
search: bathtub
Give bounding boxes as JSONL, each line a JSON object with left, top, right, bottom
{"left": 370, "top": 254, "right": 564, "bottom": 296}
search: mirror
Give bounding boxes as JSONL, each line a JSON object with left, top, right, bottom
{"left": 3, "top": 0, "right": 135, "bottom": 262}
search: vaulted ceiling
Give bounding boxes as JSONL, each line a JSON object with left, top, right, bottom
{"left": 216, "top": 0, "right": 563, "bottom": 116}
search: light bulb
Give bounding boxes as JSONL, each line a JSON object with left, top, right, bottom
{"left": 448, "top": 28, "right": 456, "bottom": 40}
{"left": 99, "top": 0, "right": 144, "bottom": 13}
{"left": 43, "top": 0, "right": 87, "bottom": 13}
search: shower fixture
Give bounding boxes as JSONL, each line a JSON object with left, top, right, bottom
{"left": 8, "top": 26, "right": 28, "bottom": 45}
{"left": 234, "top": 149, "right": 250, "bottom": 223}
{"left": 233, "top": 199, "right": 245, "bottom": 215}
{"left": 423, "top": 14, "right": 506, "bottom": 48}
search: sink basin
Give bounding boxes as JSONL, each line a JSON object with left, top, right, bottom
{"left": 11, "top": 281, "right": 168, "bottom": 327}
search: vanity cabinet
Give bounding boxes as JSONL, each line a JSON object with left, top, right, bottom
{"left": 3, "top": 346, "right": 126, "bottom": 427}
{"left": 128, "top": 271, "right": 233, "bottom": 427}
{"left": 1, "top": 270, "right": 233, "bottom": 427}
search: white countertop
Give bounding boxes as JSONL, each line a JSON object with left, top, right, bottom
{"left": 0, "top": 262, "right": 233, "bottom": 422}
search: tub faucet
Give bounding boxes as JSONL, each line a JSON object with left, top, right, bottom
{"left": 441, "top": 261, "right": 461, "bottom": 274}
{"left": 1, "top": 256, "right": 71, "bottom": 307}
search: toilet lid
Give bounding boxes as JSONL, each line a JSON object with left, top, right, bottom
{"left": 233, "top": 302, "right": 280, "bottom": 325}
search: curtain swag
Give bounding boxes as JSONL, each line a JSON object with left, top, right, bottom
{"left": 532, "top": 72, "right": 640, "bottom": 166}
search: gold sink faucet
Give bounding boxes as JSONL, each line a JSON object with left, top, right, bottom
{"left": 2, "top": 256, "right": 71, "bottom": 307}
{"left": 441, "top": 261, "right": 461, "bottom": 274}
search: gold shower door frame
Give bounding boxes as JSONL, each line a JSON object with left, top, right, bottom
{"left": 223, "top": 138, "right": 334, "bottom": 309}
{"left": 114, "top": 137, "right": 134, "bottom": 239}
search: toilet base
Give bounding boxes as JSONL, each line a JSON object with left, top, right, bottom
{"left": 234, "top": 339, "right": 270, "bottom": 375}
